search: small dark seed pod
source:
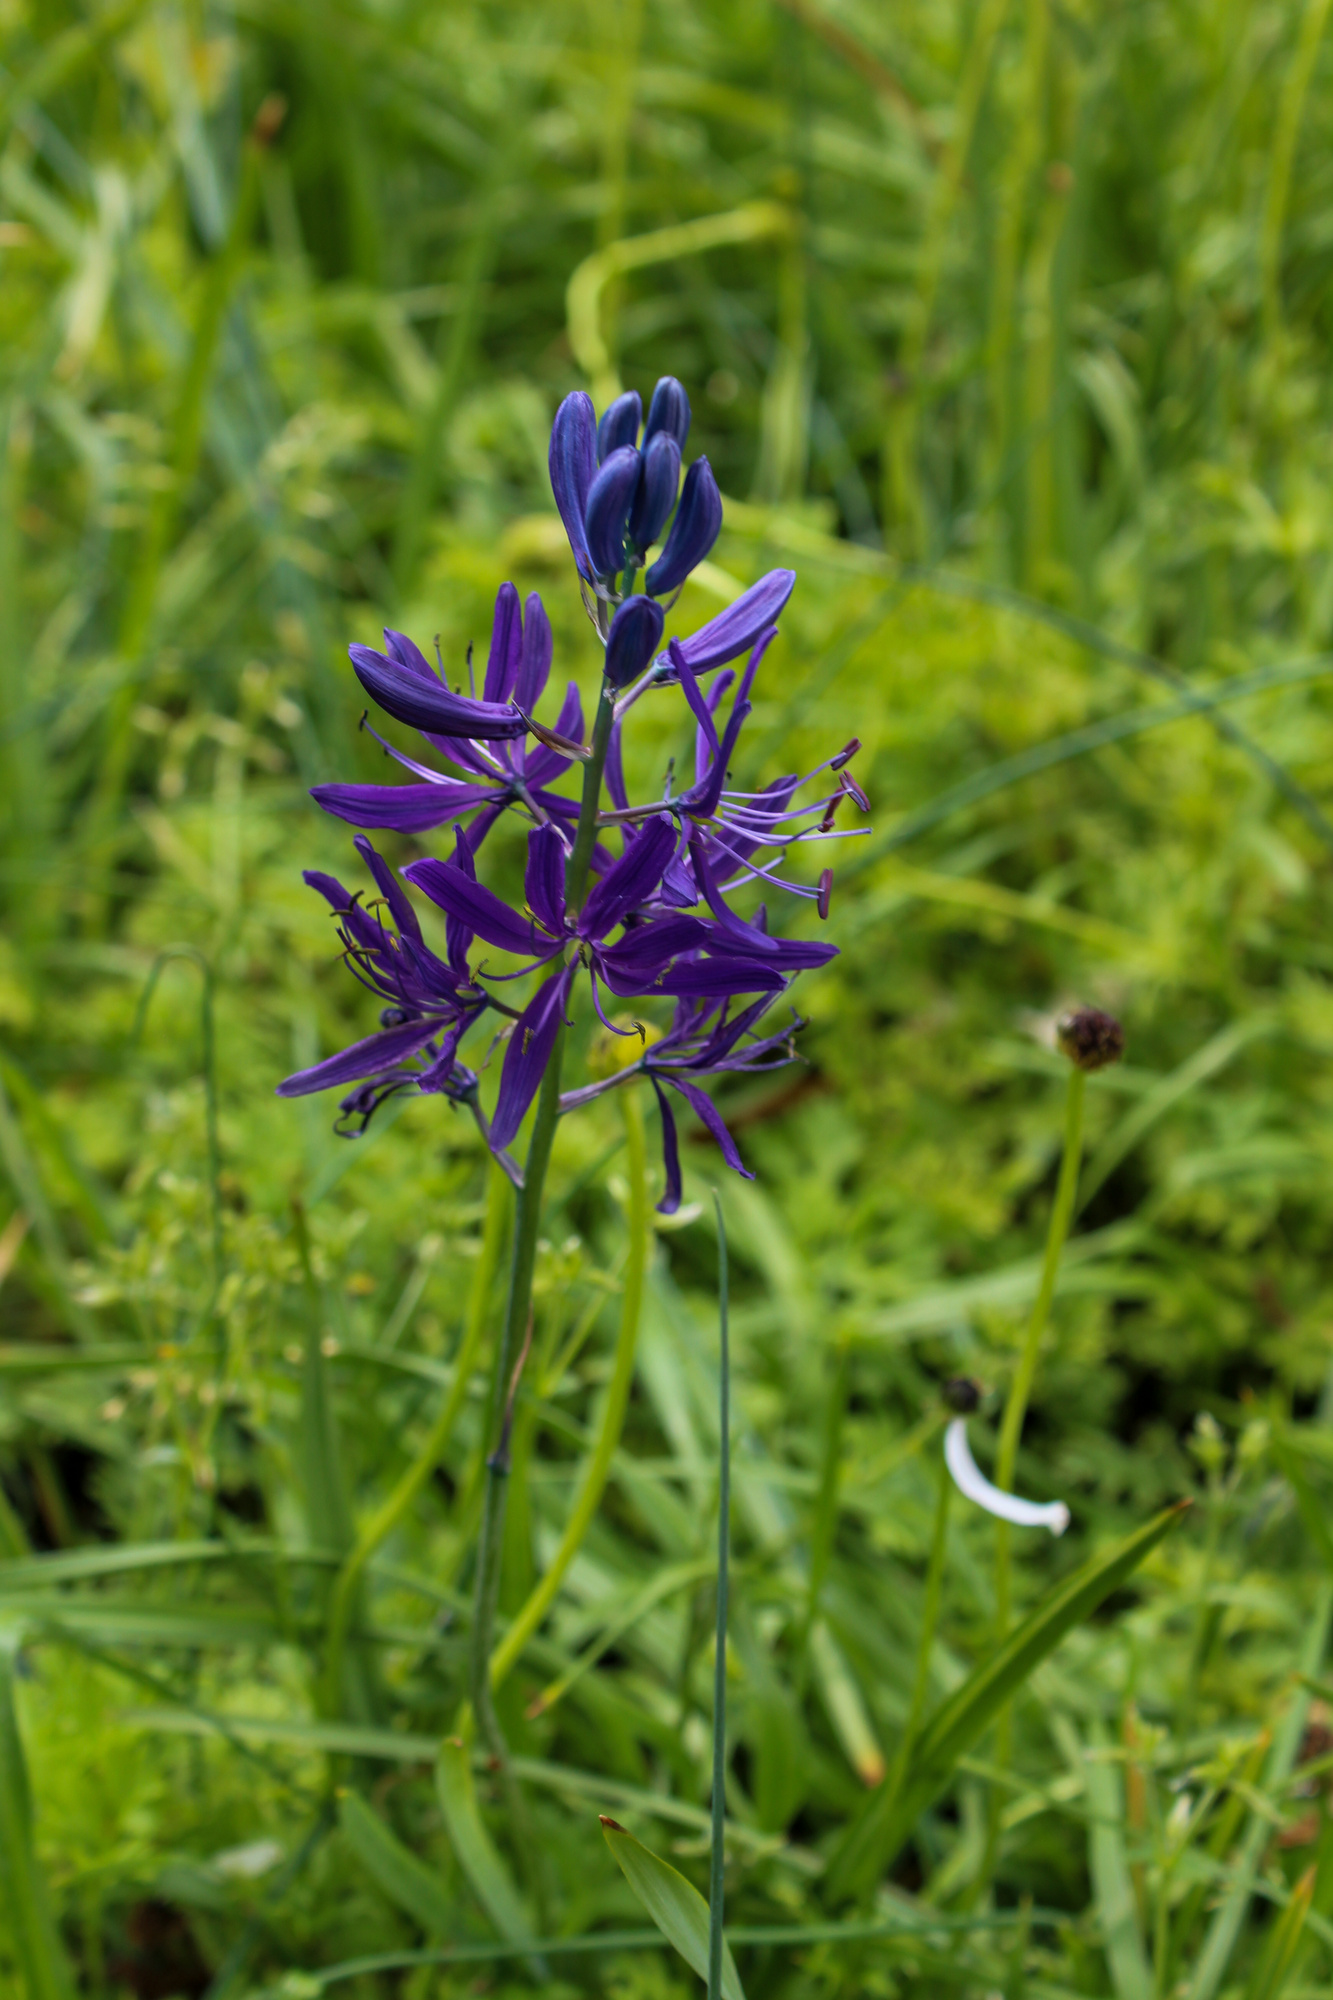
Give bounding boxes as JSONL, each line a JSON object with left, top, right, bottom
{"left": 1056, "top": 1006, "right": 1125, "bottom": 1072}
{"left": 943, "top": 1376, "right": 983, "bottom": 1415}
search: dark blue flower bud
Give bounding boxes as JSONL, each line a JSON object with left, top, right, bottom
{"left": 584, "top": 445, "right": 642, "bottom": 579}
{"left": 550, "top": 391, "right": 597, "bottom": 580}
{"left": 628, "top": 431, "right": 681, "bottom": 551}
{"left": 643, "top": 376, "right": 691, "bottom": 451}
{"left": 604, "top": 594, "right": 666, "bottom": 689}
{"left": 645, "top": 456, "right": 721, "bottom": 595}
{"left": 597, "top": 389, "right": 642, "bottom": 461}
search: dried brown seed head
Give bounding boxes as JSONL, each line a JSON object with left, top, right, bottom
{"left": 1056, "top": 1006, "right": 1125, "bottom": 1072}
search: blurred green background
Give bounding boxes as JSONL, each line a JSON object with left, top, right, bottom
{"left": 6, "top": 0, "right": 1333, "bottom": 1994}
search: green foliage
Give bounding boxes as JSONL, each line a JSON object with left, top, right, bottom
{"left": 3, "top": 0, "right": 1333, "bottom": 1995}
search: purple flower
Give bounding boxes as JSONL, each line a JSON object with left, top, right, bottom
{"left": 651, "top": 569, "right": 797, "bottom": 680}
{"left": 350, "top": 627, "right": 526, "bottom": 741}
{"left": 597, "top": 389, "right": 642, "bottom": 461}
{"left": 585, "top": 446, "right": 643, "bottom": 579}
{"left": 643, "top": 376, "right": 690, "bottom": 451}
{"left": 313, "top": 586, "right": 585, "bottom": 854}
{"left": 561, "top": 990, "right": 804, "bottom": 1213}
{"left": 605, "top": 597, "right": 666, "bottom": 690}
{"left": 550, "top": 391, "right": 598, "bottom": 582}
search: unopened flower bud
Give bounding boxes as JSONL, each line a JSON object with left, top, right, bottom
{"left": 646, "top": 456, "right": 722, "bottom": 595}
{"left": 597, "top": 389, "right": 642, "bottom": 461}
{"left": 629, "top": 430, "right": 681, "bottom": 551}
{"left": 1056, "top": 1006, "right": 1124, "bottom": 1072}
{"left": 604, "top": 595, "right": 666, "bottom": 689}
{"left": 643, "top": 375, "right": 691, "bottom": 450}
{"left": 584, "top": 445, "right": 642, "bottom": 578}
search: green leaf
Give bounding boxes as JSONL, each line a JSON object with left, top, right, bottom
{"left": 600, "top": 1816, "right": 746, "bottom": 2000}
{"left": 434, "top": 1735, "right": 531, "bottom": 1947}
{"left": 1084, "top": 1720, "right": 1152, "bottom": 2000}
{"left": 828, "top": 1501, "right": 1189, "bottom": 1898}
{"left": 337, "top": 1789, "right": 455, "bottom": 1938}
{"left": 1242, "top": 1864, "right": 1315, "bottom": 2000}
{"left": 0, "top": 1627, "right": 75, "bottom": 2000}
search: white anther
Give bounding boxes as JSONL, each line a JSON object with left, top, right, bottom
{"left": 944, "top": 1418, "right": 1070, "bottom": 1536}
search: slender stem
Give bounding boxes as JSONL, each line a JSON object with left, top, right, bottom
{"left": 707, "top": 1190, "right": 731, "bottom": 2000}
{"left": 324, "top": 1161, "right": 508, "bottom": 1713}
{"left": 488, "top": 1087, "right": 649, "bottom": 1690}
{"left": 466, "top": 671, "right": 618, "bottom": 1756}
{"left": 994, "top": 1063, "right": 1085, "bottom": 1637}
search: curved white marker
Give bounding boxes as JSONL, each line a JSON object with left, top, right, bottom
{"left": 944, "top": 1418, "right": 1071, "bottom": 1536}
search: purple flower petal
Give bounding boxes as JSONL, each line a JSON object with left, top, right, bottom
{"left": 550, "top": 391, "right": 597, "bottom": 580}
{"left": 525, "top": 822, "right": 567, "bottom": 937}
{"left": 597, "top": 389, "right": 642, "bottom": 460}
{"left": 650, "top": 1077, "right": 683, "bottom": 1215}
{"left": 445, "top": 825, "right": 477, "bottom": 975}
{"left": 604, "top": 596, "right": 666, "bottom": 691}
{"left": 311, "top": 780, "right": 496, "bottom": 834}
{"left": 303, "top": 869, "right": 355, "bottom": 911}
{"left": 645, "top": 457, "right": 721, "bottom": 595}
{"left": 605, "top": 718, "right": 628, "bottom": 811}
{"left": 629, "top": 431, "right": 680, "bottom": 551}
{"left": 597, "top": 914, "right": 710, "bottom": 972}
{"left": 664, "top": 1075, "right": 754, "bottom": 1180}
{"left": 650, "top": 956, "right": 786, "bottom": 997}
{"left": 350, "top": 643, "right": 525, "bottom": 740}
{"left": 276, "top": 1017, "right": 444, "bottom": 1097}
{"left": 484, "top": 583, "right": 523, "bottom": 703}
{"left": 382, "top": 629, "right": 439, "bottom": 680}
{"left": 353, "top": 833, "right": 422, "bottom": 942}
{"left": 584, "top": 445, "right": 641, "bottom": 578}
{"left": 404, "top": 856, "right": 543, "bottom": 959}
{"left": 662, "top": 569, "right": 796, "bottom": 678}
{"left": 514, "top": 592, "right": 553, "bottom": 716}
{"left": 491, "top": 966, "right": 575, "bottom": 1148}
{"left": 579, "top": 812, "right": 677, "bottom": 939}
{"left": 644, "top": 376, "right": 691, "bottom": 451}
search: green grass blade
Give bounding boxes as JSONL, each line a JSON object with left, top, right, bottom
{"left": 1084, "top": 1720, "right": 1152, "bottom": 2000}
{"left": 827, "top": 1501, "right": 1188, "bottom": 1897}
{"left": 600, "top": 1816, "right": 747, "bottom": 2000}
{"left": 337, "top": 1788, "right": 455, "bottom": 1938}
{"left": 1243, "top": 1864, "right": 1316, "bottom": 2000}
{"left": 0, "top": 1627, "right": 75, "bottom": 2000}
{"left": 434, "top": 1734, "right": 532, "bottom": 1946}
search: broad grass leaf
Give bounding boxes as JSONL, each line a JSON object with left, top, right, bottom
{"left": 828, "top": 1502, "right": 1188, "bottom": 1897}
{"left": 337, "top": 1788, "right": 455, "bottom": 1937}
{"left": 599, "top": 1815, "right": 746, "bottom": 2000}
{"left": 0, "top": 1627, "right": 76, "bottom": 2000}
{"left": 434, "top": 1735, "right": 531, "bottom": 1945}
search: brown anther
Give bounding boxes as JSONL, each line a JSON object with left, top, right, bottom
{"left": 817, "top": 868, "right": 833, "bottom": 920}
{"left": 1056, "top": 1006, "right": 1125, "bottom": 1072}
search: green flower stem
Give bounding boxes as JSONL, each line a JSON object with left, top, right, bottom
{"left": 323, "top": 1159, "right": 510, "bottom": 1716}
{"left": 489, "top": 1085, "right": 649, "bottom": 1691}
{"left": 466, "top": 678, "right": 618, "bottom": 1757}
{"left": 994, "top": 1063, "right": 1085, "bottom": 1637}
{"left": 707, "top": 1189, "right": 731, "bottom": 2000}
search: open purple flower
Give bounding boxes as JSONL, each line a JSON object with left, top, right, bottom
{"left": 561, "top": 990, "right": 804, "bottom": 1212}
{"left": 313, "top": 585, "right": 585, "bottom": 855}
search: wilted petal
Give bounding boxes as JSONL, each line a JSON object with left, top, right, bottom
{"left": 643, "top": 376, "right": 691, "bottom": 451}
{"left": 350, "top": 643, "right": 525, "bottom": 740}
{"left": 944, "top": 1419, "right": 1070, "bottom": 1536}
{"left": 404, "top": 856, "right": 542, "bottom": 958}
{"left": 550, "top": 391, "right": 598, "bottom": 580}
{"left": 597, "top": 389, "right": 642, "bottom": 460}
{"left": 491, "top": 966, "right": 575, "bottom": 1148}
{"left": 276, "top": 1018, "right": 443, "bottom": 1097}
{"left": 662, "top": 569, "right": 796, "bottom": 678}
{"left": 604, "top": 595, "right": 666, "bottom": 691}
{"left": 484, "top": 583, "right": 523, "bottom": 703}
{"left": 584, "top": 445, "right": 641, "bottom": 578}
{"left": 629, "top": 431, "right": 680, "bottom": 551}
{"left": 645, "top": 457, "right": 722, "bottom": 595}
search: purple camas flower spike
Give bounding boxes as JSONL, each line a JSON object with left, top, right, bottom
{"left": 550, "top": 390, "right": 598, "bottom": 580}
{"left": 604, "top": 596, "right": 665, "bottom": 689}
{"left": 584, "top": 445, "right": 642, "bottom": 579}
{"left": 645, "top": 456, "right": 722, "bottom": 595}
{"left": 656, "top": 569, "right": 796, "bottom": 678}
{"left": 629, "top": 431, "right": 681, "bottom": 552}
{"left": 643, "top": 375, "right": 691, "bottom": 450}
{"left": 597, "top": 389, "right": 642, "bottom": 460}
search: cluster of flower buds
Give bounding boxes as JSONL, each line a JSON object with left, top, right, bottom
{"left": 280, "top": 377, "right": 869, "bottom": 1211}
